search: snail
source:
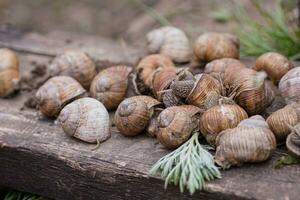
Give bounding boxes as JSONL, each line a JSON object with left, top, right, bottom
{"left": 224, "top": 67, "right": 271, "bottom": 115}
{"left": 146, "top": 26, "right": 191, "bottom": 63}
{"left": 200, "top": 104, "right": 248, "bottom": 146}
{"left": 0, "top": 48, "right": 20, "bottom": 97}
{"left": 49, "top": 50, "right": 96, "bottom": 89}
{"left": 58, "top": 97, "right": 110, "bottom": 143}
{"left": 35, "top": 76, "right": 86, "bottom": 117}
{"left": 156, "top": 105, "right": 201, "bottom": 149}
{"left": 279, "top": 67, "right": 300, "bottom": 104}
{"left": 286, "top": 122, "right": 300, "bottom": 157}
{"left": 193, "top": 32, "right": 239, "bottom": 62}
{"left": 266, "top": 103, "right": 300, "bottom": 142}
{"left": 204, "top": 58, "right": 245, "bottom": 80}
{"left": 90, "top": 65, "right": 133, "bottom": 110}
{"left": 215, "top": 115, "right": 276, "bottom": 169}
{"left": 114, "top": 96, "right": 161, "bottom": 136}
{"left": 136, "top": 54, "right": 175, "bottom": 89}
{"left": 254, "top": 52, "right": 294, "bottom": 84}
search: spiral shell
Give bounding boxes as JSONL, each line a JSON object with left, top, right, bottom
{"left": 146, "top": 26, "right": 191, "bottom": 63}
{"left": 58, "top": 97, "right": 110, "bottom": 143}
{"left": 193, "top": 32, "right": 239, "bottom": 62}
{"left": 279, "top": 67, "right": 300, "bottom": 104}
{"left": 204, "top": 58, "right": 245, "bottom": 80}
{"left": 186, "top": 74, "right": 222, "bottom": 110}
{"left": 156, "top": 106, "right": 196, "bottom": 149}
{"left": 215, "top": 115, "right": 276, "bottom": 169}
{"left": 90, "top": 65, "right": 132, "bottom": 110}
{"left": 286, "top": 123, "right": 300, "bottom": 157}
{"left": 35, "top": 76, "right": 86, "bottom": 117}
{"left": 0, "top": 48, "right": 20, "bottom": 97}
{"left": 266, "top": 103, "right": 300, "bottom": 142}
{"left": 254, "top": 52, "right": 294, "bottom": 84}
{"left": 49, "top": 51, "right": 96, "bottom": 89}
{"left": 136, "top": 54, "right": 175, "bottom": 88}
{"left": 152, "top": 67, "right": 177, "bottom": 100}
{"left": 200, "top": 104, "right": 248, "bottom": 146}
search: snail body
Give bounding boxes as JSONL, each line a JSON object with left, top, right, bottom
{"left": 215, "top": 115, "right": 276, "bottom": 169}
{"left": 90, "top": 65, "right": 132, "bottom": 110}
{"left": 136, "top": 54, "right": 175, "bottom": 89}
{"left": 279, "top": 67, "right": 300, "bottom": 104}
{"left": 146, "top": 26, "right": 191, "bottom": 63}
{"left": 254, "top": 52, "right": 294, "bottom": 84}
{"left": 49, "top": 51, "right": 96, "bottom": 89}
{"left": 200, "top": 104, "right": 248, "bottom": 146}
{"left": 0, "top": 48, "right": 20, "bottom": 97}
{"left": 114, "top": 96, "right": 160, "bottom": 136}
{"left": 58, "top": 97, "right": 110, "bottom": 143}
{"left": 193, "top": 32, "right": 239, "bottom": 62}
{"left": 266, "top": 103, "right": 300, "bottom": 142}
{"left": 286, "top": 123, "right": 300, "bottom": 157}
{"left": 35, "top": 76, "right": 86, "bottom": 117}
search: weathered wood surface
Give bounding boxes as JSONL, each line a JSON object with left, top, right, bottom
{"left": 0, "top": 30, "right": 300, "bottom": 200}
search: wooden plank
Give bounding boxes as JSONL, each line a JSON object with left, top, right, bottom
{"left": 0, "top": 30, "right": 300, "bottom": 200}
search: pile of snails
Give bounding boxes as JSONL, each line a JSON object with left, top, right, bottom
{"left": 2, "top": 25, "right": 300, "bottom": 169}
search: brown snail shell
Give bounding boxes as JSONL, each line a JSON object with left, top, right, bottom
{"left": 186, "top": 74, "right": 222, "bottom": 110}
{"left": 224, "top": 68, "right": 270, "bottom": 115}
{"left": 193, "top": 32, "right": 239, "bottom": 62}
{"left": 136, "top": 54, "right": 175, "bottom": 88}
{"left": 204, "top": 58, "right": 245, "bottom": 80}
{"left": 286, "top": 123, "right": 300, "bottom": 158}
{"left": 58, "top": 97, "right": 110, "bottom": 143}
{"left": 90, "top": 65, "right": 132, "bottom": 110}
{"left": 152, "top": 67, "right": 177, "bottom": 100}
{"left": 200, "top": 104, "right": 248, "bottom": 146}
{"left": 146, "top": 26, "right": 191, "bottom": 63}
{"left": 49, "top": 51, "right": 96, "bottom": 89}
{"left": 279, "top": 67, "right": 300, "bottom": 104}
{"left": 156, "top": 106, "right": 198, "bottom": 149}
{"left": 0, "top": 48, "right": 20, "bottom": 97}
{"left": 254, "top": 52, "right": 294, "bottom": 84}
{"left": 266, "top": 103, "right": 300, "bottom": 142}
{"left": 215, "top": 115, "right": 276, "bottom": 169}
{"left": 114, "top": 96, "right": 160, "bottom": 136}
{"left": 35, "top": 76, "right": 86, "bottom": 117}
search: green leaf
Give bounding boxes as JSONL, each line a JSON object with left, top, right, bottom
{"left": 274, "top": 154, "right": 300, "bottom": 169}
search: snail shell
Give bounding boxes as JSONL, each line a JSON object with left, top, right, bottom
{"left": 186, "top": 74, "right": 222, "bottom": 110}
{"left": 58, "top": 97, "right": 110, "bottom": 143}
{"left": 146, "top": 26, "right": 191, "bottom": 63}
{"left": 157, "top": 106, "right": 199, "bottom": 149}
{"left": 204, "top": 58, "right": 245, "bottom": 80}
{"left": 200, "top": 104, "right": 248, "bottom": 146}
{"left": 279, "top": 67, "right": 300, "bottom": 104}
{"left": 193, "top": 32, "right": 239, "bottom": 62}
{"left": 114, "top": 96, "right": 160, "bottom": 136}
{"left": 0, "top": 48, "right": 20, "bottom": 97}
{"left": 266, "top": 103, "right": 300, "bottom": 142}
{"left": 90, "top": 65, "right": 132, "bottom": 110}
{"left": 215, "top": 115, "right": 276, "bottom": 169}
{"left": 254, "top": 52, "right": 294, "bottom": 84}
{"left": 286, "top": 123, "right": 300, "bottom": 157}
{"left": 169, "top": 69, "right": 196, "bottom": 99}
{"left": 136, "top": 54, "right": 175, "bottom": 88}
{"left": 35, "top": 76, "right": 86, "bottom": 117}
{"left": 161, "top": 89, "right": 183, "bottom": 107}
{"left": 49, "top": 51, "right": 96, "bottom": 89}
{"left": 152, "top": 67, "right": 177, "bottom": 100}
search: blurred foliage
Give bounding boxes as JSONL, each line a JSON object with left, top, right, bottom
{"left": 0, "top": 188, "right": 44, "bottom": 200}
{"left": 274, "top": 153, "right": 300, "bottom": 168}
{"left": 234, "top": 0, "right": 300, "bottom": 60}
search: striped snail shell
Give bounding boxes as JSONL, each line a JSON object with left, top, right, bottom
{"left": 146, "top": 26, "right": 191, "bottom": 63}
{"left": 49, "top": 50, "right": 96, "bottom": 89}
{"left": 215, "top": 115, "right": 276, "bottom": 169}
{"left": 35, "top": 76, "right": 86, "bottom": 117}
{"left": 90, "top": 65, "right": 132, "bottom": 110}
{"left": 279, "top": 67, "right": 300, "bottom": 104}
{"left": 58, "top": 97, "right": 110, "bottom": 143}
{"left": 0, "top": 48, "right": 20, "bottom": 97}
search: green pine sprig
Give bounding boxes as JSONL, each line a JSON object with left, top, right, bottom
{"left": 149, "top": 132, "right": 221, "bottom": 195}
